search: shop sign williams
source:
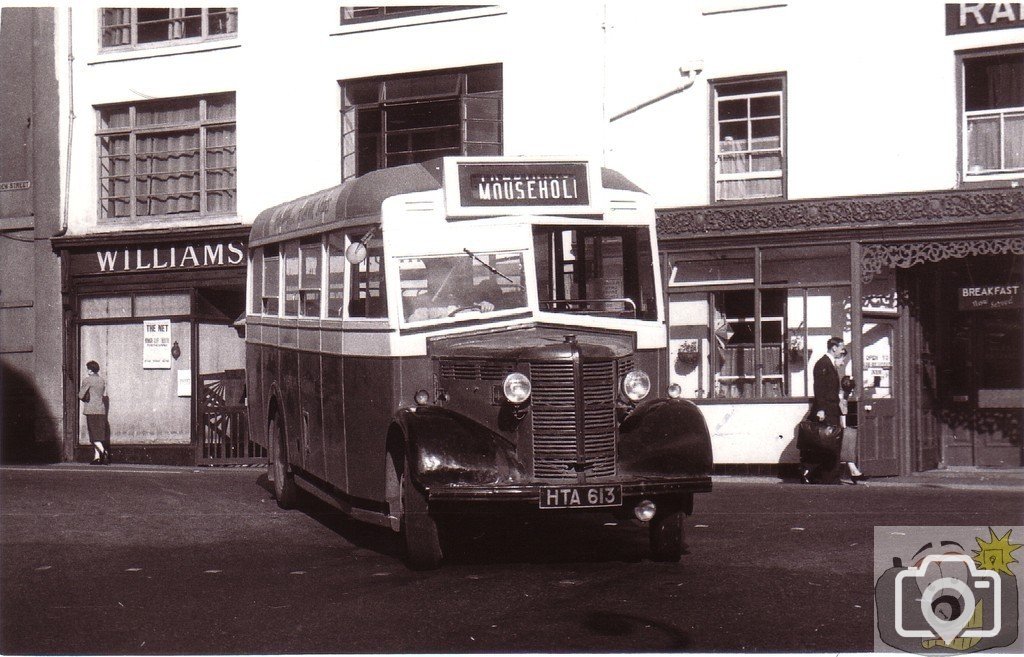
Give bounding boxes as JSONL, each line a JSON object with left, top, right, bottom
{"left": 71, "top": 239, "right": 246, "bottom": 276}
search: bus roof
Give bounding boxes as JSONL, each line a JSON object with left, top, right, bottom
{"left": 250, "top": 158, "right": 645, "bottom": 247}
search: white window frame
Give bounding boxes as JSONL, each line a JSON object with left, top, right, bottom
{"left": 99, "top": 7, "right": 238, "bottom": 51}
{"left": 960, "top": 48, "right": 1024, "bottom": 181}
{"left": 712, "top": 76, "right": 786, "bottom": 202}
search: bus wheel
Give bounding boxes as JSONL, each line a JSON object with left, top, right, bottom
{"left": 269, "top": 413, "right": 298, "bottom": 510}
{"left": 649, "top": 508, "right": 688, "bottom": 562}
{"left": 389, "top": 448, "right": 443, "bottom": 569}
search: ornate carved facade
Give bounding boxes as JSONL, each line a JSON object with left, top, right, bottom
{"left": 657, "top": 188, "right": 1024, "bottom": 236}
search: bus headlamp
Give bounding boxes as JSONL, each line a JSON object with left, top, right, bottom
{"left": 667, "top": 383, "right": 683, "bottom": 399}
{"left": 502, "top": 372, "right": 531, "bottom": 404}
{"left": 622, "top": 370, "right": 651, "bottom": 402}
{"left": 414, "top": 389, "right": 431, "bottom": 406}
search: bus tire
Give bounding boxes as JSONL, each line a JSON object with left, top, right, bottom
{"left": 269, "top": 412, "right": 298, "bottom": 510}
{"left": 387, "top": 445, "right": 443, "bottom": 569}
{"left": 649, "top": 508, "right": 688, "bottom": 562}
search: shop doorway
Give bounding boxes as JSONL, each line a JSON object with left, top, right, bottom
{"left": 914, "top": 254, "right": 1023, "bottom": 468}
{"left": 858, "top": 316, "right": 900, "bottom": 475}
{"left": 941, "top": 307, "right": 1022, "bottom": 467}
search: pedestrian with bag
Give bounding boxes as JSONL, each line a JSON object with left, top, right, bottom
{"left": 78, "top": 360, "right": 110, "bottom": 465}
{"left": 798, "top": 337, "right": 846, "bottom": 484}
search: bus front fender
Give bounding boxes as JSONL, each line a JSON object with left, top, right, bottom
{"left": 394, "top": 407, "right": 527, "bottom": 488}
{"left": 618, "top": 398, "right": 714, "bottom": 477}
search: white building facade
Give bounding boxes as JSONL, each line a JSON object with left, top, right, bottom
{"left": 42, "top": 2, "right": 1022, "bottom": 470}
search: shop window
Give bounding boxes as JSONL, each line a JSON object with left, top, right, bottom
{"left": 326, "top": 233, "right": 346, "bottom": 317}
{"left": 101, "top": 8, "right": 238, "bottom": 50}
{"left": 134, "top": 292, "right": 191, "bottom": 317}
{"left": 282, "top": 242, "right": 300, "bottom": 317}
{"left": 80, "top": 296, "right": 132, "bottom": 319}
{"left": 262, "top": 245, "right": 280, "bottom": 315}
{"left": 961, "top": 49, "right": 1024, "bottom": 179}
{"left": 97, "top": 93, "right": 236, "bottom": 220}
{"left": 712, "top": 75, "right": 785, "bottom": 202}
{"left": 341, "top": 65, "right": 502, "bottom": 180}
{"left": 299, "top": 239, "right": 322, "bottom": 318}
{"left": 668, "top": 246, "right": 851, "bottom": 399}
{"left": 348, "top": 232, "right": 387, "bottom": 318}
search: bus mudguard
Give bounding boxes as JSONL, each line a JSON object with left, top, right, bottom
{"left": 617, "top": 397, "right": 714, "bottom": 478}
{"left": 394, "top": 406, "right": 527, "bottom": 488}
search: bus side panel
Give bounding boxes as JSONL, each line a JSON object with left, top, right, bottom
{"left": 321, "top": 350, "right": 348, "bottom": 493}
{"left": 280, "top": 346, "right": 302, "bottom": 469}
{"left": 298, "top": 350, "right": 327, "bottom": 481}
{"left": 245, "top": 341, "right": 266, "bottom": 448}
{"left": 344, "top": 354, "right": 397, "bottom": 503}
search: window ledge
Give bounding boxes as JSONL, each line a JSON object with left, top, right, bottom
{"left": 88, "top": 40, "right": 241, "bottom": 66}
{"left": 331, "top": 6, "right": 506, "bottom": 36}
{"left": 92, "top": 214, "right": 242, "bottom": 233}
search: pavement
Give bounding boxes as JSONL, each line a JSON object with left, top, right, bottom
{"left": 5, "top": 462, "right": 1023, "bottom": 491}
{"left": 714, "top": 466, "right": 1024, "bottom": 491}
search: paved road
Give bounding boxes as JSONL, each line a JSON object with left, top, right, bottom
{"left": 1, "top": 465, "right": 1021, "bottom": 654}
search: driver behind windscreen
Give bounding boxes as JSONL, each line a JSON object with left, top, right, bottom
{"left": 406, "top": 257, "right": 496, "bottom": 321}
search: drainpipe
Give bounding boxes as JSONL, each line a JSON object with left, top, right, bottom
{"left": 609, "top": 60, "right": 704, "bottom": 123}
{"left": 54, "top": 6, "right": 73, "bottom": 238}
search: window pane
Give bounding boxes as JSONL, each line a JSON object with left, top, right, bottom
{"left": 750, "top": 95, "right": 780, "bottom": 117}
{"left": 967, "top": 116, "right": 1001, "bottom": 172}
{"left": 1006, "top": 112, "right": 1024, "bottom": 169}
{"left": 251, "top": 250, "right": 263, "bottom": 314}
{"left": 263, "top": 247, "right": 280, "bottom": 315}
{"left": 283, "top": 242, "right": 299, "bottom": 316}
{"left": 467, "top": 66, "right": 502, "bottom": 93}
{"left": 342, "top": 80, "right": 381, "bottom": 106}
{"left": 206, "top": 94, "right": 236, "bottom": 121}
{"left": 718, "top": 98, "right": 747, "bottom": 121}
{"left": 349, "top": 234, "right": 386, "bottom": 318}
{"left": 99, "top": 107, "right": 130, "bottom": 130}
{"left": 80, "top": 296, "right": 132, "bottom": 319}
{"left": 136, "top": 98, "right": 200, "bottom": 127}
{"left": 717, "top": 178, "right": 782, "bottom": 201}
{"left": 207, "top": 8, "right": 238, "bottom": 35}
{"left": 399, "top": 252, "right": 527, "bottom": 322}
{"left": 326, "top": 233, "right": 346, "bottom": 317}
{"left": 134, "top": 292, "right": 191, "bottom": 316}
{"left": 762, "top": 244, "right": 850, "bottom": 285}
{"left": 750, "top": 118, "right": 780, "bottom": 146}
{"left": 672, "top": 249, "right": 754, "bottom": 285}
{"left": 965, "top": 53, "right": 1024, "bottom": 111}
{"left": 384, "top": 73, "right": 460, "bottom": 100}
{"left": 299, "top": 239, "right": 322, "bottom": 318}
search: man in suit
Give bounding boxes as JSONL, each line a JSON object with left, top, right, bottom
{"left": 801, "top": 337, "right": 846, "bottom": 483}
{"left": 812, "top": 336, "right": 845, "bottom": 425}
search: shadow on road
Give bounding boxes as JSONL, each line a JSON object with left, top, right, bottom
{"left": 584, "top": 610, "right": 691, "bottom": 650}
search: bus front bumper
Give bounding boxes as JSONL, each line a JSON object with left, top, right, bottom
{"left": 425, "top": 476, "right": 712, "bottom": 504}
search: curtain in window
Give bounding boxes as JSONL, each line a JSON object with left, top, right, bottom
{"left": 135, "top": 132, "right": 200, "bottom": 216}
{"left": 101, "top": 9, "right": 132, "bottom": 47}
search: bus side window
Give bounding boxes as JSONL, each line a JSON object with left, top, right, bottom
{"left": 283, "top": 241, "right": 300, "bottom": 317}
{"left": 262, "top": 245, "right": 280, "bottom": 315}
{"left": 348, "top": 234, "right": 387, "bottom": 318}
{"left": 326, "top": 233, "right": 345, "bottom": 317}
{"left": 250, "top": 249, "right": 263, "bottom": 314}
{"left": 298, "top": 238, "right": 322, "bottom": 318}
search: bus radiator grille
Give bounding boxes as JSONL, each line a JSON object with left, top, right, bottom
{"left": 530, "top": 360, "right": 618, "bottom": 481}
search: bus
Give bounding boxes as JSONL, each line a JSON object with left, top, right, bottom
{"left": 246, "top": 157, "right": 713, "bottom": 568}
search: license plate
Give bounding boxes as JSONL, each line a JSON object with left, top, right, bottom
{"left": 539, "top": 485, "right": 622, "bottom": 509}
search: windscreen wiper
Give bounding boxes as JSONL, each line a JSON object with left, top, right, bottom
{"left": 463, "top": 248, "right": 524, "bottom": 289}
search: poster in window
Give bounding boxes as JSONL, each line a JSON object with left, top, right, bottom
{"left": 143, "top": 319, "right": 172, "bottom": 369}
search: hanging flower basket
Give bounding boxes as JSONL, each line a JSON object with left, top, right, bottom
{"left": 677, "top": 339, "right": 700, "bottom": 366}
{"left": 788, "top": 331, "right": 810, "bottom": 363}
